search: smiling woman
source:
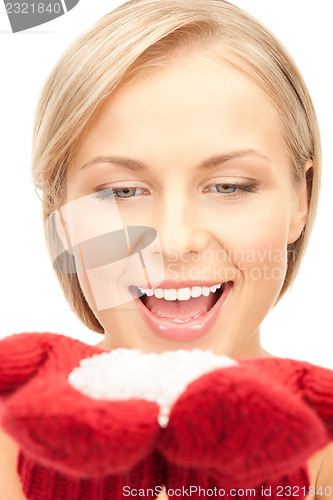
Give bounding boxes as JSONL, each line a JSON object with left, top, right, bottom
{"left": 1, "top": 0, "right": 332, "bottom": 498}
{"left": 62, "top": 53, "right": 310, "bottom": 354}
{"left": 31, "top": 0, "right": 321, "bottom": 348}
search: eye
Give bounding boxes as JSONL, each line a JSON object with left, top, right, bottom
{"left": 204, "top": 182, "right": 258, "bottom": 196}
{"left": 215, "top": 184, "right": 239, "bottom": 194}
{"left": 114, "top": 187, "right": 138, "bottom": 198}
{"left": 95, "top": 187, "right": 148, "bottom": 201}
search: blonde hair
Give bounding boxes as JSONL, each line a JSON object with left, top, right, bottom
{"left": 32, "top": 0, "right": 321, "bottom": 333}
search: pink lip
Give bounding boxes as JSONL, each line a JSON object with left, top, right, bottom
{"left": 129, "top": 282, "right": 233, "bottom": 341}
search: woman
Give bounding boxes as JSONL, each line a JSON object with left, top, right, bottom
{"left": 1, "top": 0, "right": 332, "bottom": 497}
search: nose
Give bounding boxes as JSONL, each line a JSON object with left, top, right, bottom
{"left": 155, "top": 192, "right": 210, "bottom": 261}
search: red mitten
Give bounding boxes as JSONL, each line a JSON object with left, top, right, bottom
{"left": 159, "top": 362, "right": 327, "bottom": 488}
{"left": 244, "top": 357, "right": 333, "bottom": 437}
{"left": 0, "top": 333, "right": 163, "bottom": 499}
{"left": 0, "top": 333, "right": 49, "bottom": 394}
{"left": 161, "top": 357, "right": 333, "bottom": 498}
{"left": 1, "top": 333, "right": 333, "bottom": 500}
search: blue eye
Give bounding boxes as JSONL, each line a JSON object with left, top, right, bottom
{"left": 216, "top": 184, "right": 238, "bottom": 194}
{"left": 206, "top": 182, "right": 258, "bottom": 196}
{"left": 95, "top": 187, "right": 146, "bottom": 201}
{"left": 114, "top": 187, "right": 137, "bottom": 198}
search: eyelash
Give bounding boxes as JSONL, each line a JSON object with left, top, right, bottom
{"left": 203, "top": 181, "right": 259, "bottom": 197}
{"left": 94, "top": 187, "right": 147, "bottom": 201}
{"left": 94, "top": 182, "right": 258, "bottom": 201}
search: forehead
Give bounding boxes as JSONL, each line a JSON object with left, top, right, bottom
{"left": 71, "top": 49, "right": 288, "bottom": 174}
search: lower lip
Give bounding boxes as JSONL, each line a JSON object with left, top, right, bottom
{"left": 130, "top": 282, "right": 233, "bottom": 341}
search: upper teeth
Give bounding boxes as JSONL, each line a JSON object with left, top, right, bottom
{"left": 137, "top": 284, "right": 222, "bottom": 301}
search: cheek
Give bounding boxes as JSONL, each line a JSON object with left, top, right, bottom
{"left": 236, "top": 227, "right": 288, "bottom": 287}
{"left": 76, "top": 256, "right": 146, "bottom": 312}
{"left": 77, "top": 272, "right": 96, "bottom": 312}
{"left": 205, "top": 198, "right": 291, "bottom": 285}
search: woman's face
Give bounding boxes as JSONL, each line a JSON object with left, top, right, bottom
{"left": 65, "top": 49, "right": 308, "bottom": 357}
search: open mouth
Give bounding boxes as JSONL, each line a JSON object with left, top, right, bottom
{"left": 128, "top": 282, "right": 233, "bottom": 341}
{"left": 137, "top": 283, "right": 224, "bottom": 321}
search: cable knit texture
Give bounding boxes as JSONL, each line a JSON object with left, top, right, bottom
{"left": 0, "top": 332, "right": 333, "bottom": 500}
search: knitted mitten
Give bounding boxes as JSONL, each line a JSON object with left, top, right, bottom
{"left": 1, "top": 333, "right": 333, "bottom": 500}
{"left": 0, "top": 333, "right": 164, "bottom": 499}
{"left": 161, "top": 357, "right": 333, "bottom": 498}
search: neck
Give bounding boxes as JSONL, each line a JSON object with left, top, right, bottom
{"left": 232, "top": 329, "right": 274, "bottom": 359}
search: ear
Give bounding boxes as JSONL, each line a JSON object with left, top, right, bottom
{"left": 45, "top": 207, "right": 79, "bottom": 273}
{"left": 287, "top": 160, "right": 313, "bottom": 245}
{"left": 55, "top": 207, "right": 75, "bottom": 256}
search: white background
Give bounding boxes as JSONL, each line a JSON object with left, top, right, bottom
{"left": 0, "top": 1, "right": 332, "bottom": 365}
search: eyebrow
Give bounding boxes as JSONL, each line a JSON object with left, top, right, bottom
{"left": 80, "top": 149, "right": 271, "bottom": 171}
